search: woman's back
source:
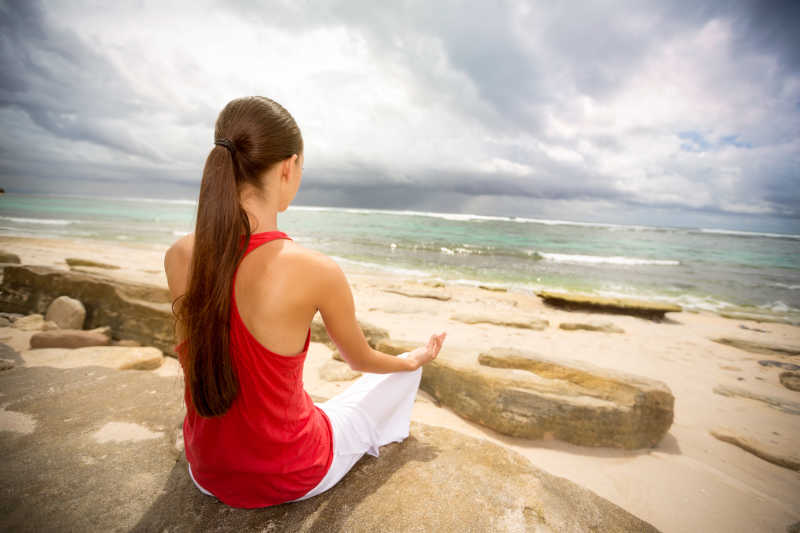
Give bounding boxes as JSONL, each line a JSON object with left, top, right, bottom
{"left": 174, "top": 230, "right": 335, "bottom": 508}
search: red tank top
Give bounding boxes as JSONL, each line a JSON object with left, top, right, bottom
{"left": 175, "top": 230, "right": 334, "bottom": 508}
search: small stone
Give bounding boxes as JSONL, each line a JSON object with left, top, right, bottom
{"left": 779, "top": 372, "right": 800, "bottom": 392}
{"left": 559, "top": 322, "right": 625, "bottom": 334}
{"left": 45, "top": 295, "right": 86, "bottom": 330}
{"left": 0, "top": 358, "right": 14, "bottom": 371}
{"left": 478, "top": 284, "right": 507, "bottom": 292}
{"left": 759, "top": 360, "right": 800, "bottom": 372}
{"left": 13, "top": 314, "right": 47, "bottom": 331}
{"left": 0, "top": 317, "right": 11, "bottom": 327}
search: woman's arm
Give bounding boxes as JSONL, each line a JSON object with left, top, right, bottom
{"left": 312, "top": 254, "right": 445, "bottom": 373}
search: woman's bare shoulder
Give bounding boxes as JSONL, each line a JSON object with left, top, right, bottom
{"left": 164, "top": 233, "right": 194, "bottom": 299}
{"left": 282, "top": 241, "right": 337, "bottom": 268}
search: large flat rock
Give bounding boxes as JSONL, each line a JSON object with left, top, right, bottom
{"left": 536, "top": 291, "right": 681, "bottom": 320}
{"left": 0, "top": 345, "right": 658, "bottom": 532}
{"left": 418, "top": 345, "right": 674, "bottom": 449}
{"left": 0, "top": 264, "right": 175, "bottom": 354}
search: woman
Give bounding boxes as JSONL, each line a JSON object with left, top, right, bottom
{"left": 164, "top": 96, "right": 446, "bottom": 509}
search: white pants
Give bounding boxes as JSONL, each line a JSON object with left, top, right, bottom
{"left": 189, "top": 352, "right": 423, "bottom": 503}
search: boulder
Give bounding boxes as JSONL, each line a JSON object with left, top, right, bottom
{"left": 536, "top": 291, "right": 681, "bottom": 320}
{"left": 779, "top": 371, "right": 800, "bottom": 392}
{"left": 0, "top": 361, "right": 659, "bottom": 532}
{"left": 710, "top": 427, "right": 800, "bottom": 472}
{"left": 712, "top": 337, "right": 800, "bottom": 357}
{"left": 310, "top": 315, "right": 388, "bottom": 350}
{"left": 0, "top": 265, "right": 175, "bottom": 354}
{"left": 559, "top": 322, "right": 625, "bottom": 334}
{"left": 44, "top": 295, "right": 86, "bottom": 329}
{"left": 65, "top": 257, "right": 121, "bottom": 270}
{"left": 0, "top": 317, "right": 10, "bottom": 327}
{"left": 318, "top": 359, "right": 362, "bottom": 381}
{"left": 0, "top": 251, "right": 20, "bottom": 264}
{"left": 21, "top": 346, "right": 164, "bottom": 370}
{"left": 383, "top": 287, "right": 452, "bottom": 301}
{"left": 419, "top": 346, "right": 674, "bottom": 449}
{"left": 450, "top": 313, "right": 549, "bottom": 330}
{"left": 712, "top": 384, "right": 800, "bottom": 415}
{"left": 30, "top": 329, "right": 111, "bottom": 349}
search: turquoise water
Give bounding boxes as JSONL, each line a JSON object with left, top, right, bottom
{"left": 1, "top": 193, "right": 799, "bottom": 322}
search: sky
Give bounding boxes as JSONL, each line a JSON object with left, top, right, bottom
{"left": 0, "top": 1, "right": 798, "bottom": 233}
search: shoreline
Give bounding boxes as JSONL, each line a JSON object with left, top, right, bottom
{"left": 1, "top": 234, "right": 799, "bottom": 532}
{"left": 0, "top": 233, "right": 795, "bottom": 326}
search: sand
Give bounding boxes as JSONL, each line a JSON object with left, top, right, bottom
{"left": 1, "top": 234, "right": 799, "bottom": 533}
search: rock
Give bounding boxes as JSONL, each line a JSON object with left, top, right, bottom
{"left": 30, "top": 329, "right": 111, "bottom": 349}
{"left": 45, "top": 295, "right": 86, "bottom": 329}
{"left": 710, "top": 427, "right": 800, "bottom": 472}
{"left": 383, "top": 287, "right": 452, "bottom": 301}
{"left": 739, "top": 324, "right": 768, "bottom": 333}
{"left": 0, "top": 362, "right": 660, "bottom": 532}
{"left": 65, "top": 257, "right": 121, "bottom": 270}
{"left": 712, "top": 384, "right": 800, "bottom": 415}
{"left": 478, "top": 284, "right": 507, "bottom": 292}
{"left": 0, "top": 265, "right": 175, "bottom": 354}
{"left": 21, "top": 346, "right": 164, "bottom": 371}
{"left": 759, "top": 360, "right": 800, "bottom": 371}
{"left": 0, "top": 358, "right": 14, "bottom": 371}
{"left": 318, "top": 359, "right": 362, "bottom": 381}
{"left": 536, "top": 290, "right": 681, "bottom": 320}
{"left": 422, "top": 280, "right": 445, "bottom": 288}
{"left": 0, "top": 251, "right": 21, "bottom": 264}
{"left": 112, "top": 339, "right": 141, "bottom": 347}
{"left": 712, "top": 337, "right": 800, "bottom": 357}
{"left": 779, "top": 372, "right": 800, "bottom": 392}
{"left": 419, "top": 346, "right": 674, "bottom": 449}
{"left": 12, "top": 314, "right": 47, "bottom": 331}
{"left": 0, "top": 317, "right": 10, "bottom": 327}
{"left": 0, "top": 312, "right": 23, "bottom": 323}
{"left": 719, "top": 311, "right": 797, "bottom": 325}
{"left": 450, "top": 313, "right": 549, "bottom": 330}
{"left": 310, "top": 315, "right": 388, "bottom": 350}
{"left": 375, "top": 338, "right": 419, "bottom": 356}
{"left": 559, "top": 322, "right": 625, "bottom": 334}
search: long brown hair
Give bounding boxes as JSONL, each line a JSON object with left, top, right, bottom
{"left": 175, "top": 96, "right": 303, "bottom": 417}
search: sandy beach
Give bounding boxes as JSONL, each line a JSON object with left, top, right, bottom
{"left": 1, "top": 234, "right": 799, "bottom": 533}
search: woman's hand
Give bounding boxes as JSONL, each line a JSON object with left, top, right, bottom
{"left": 408, "top": 331, "right": 447, "bottom": 370}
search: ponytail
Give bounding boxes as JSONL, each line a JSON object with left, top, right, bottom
{"left": 175, "top": 96, "right": 303, "bottom": 417}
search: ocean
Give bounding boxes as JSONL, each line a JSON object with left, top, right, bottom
{"left": 1, "top": 192, "right": 798, "bottom": 324}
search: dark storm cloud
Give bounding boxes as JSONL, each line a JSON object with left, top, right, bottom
{"left": 0, "top": 0, "right": 798, "bottom": 231}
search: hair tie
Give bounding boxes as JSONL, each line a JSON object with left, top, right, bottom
{"left": 214, "top": 138, "right": 236, "bottom": 154}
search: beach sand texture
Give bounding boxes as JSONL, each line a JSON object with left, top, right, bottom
{"left": 1, "top": 235, "right": 799, "bottom": 533}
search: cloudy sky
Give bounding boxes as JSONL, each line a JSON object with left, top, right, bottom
{"left": 1, "top": 1, "right": 798, "bottom": 232}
